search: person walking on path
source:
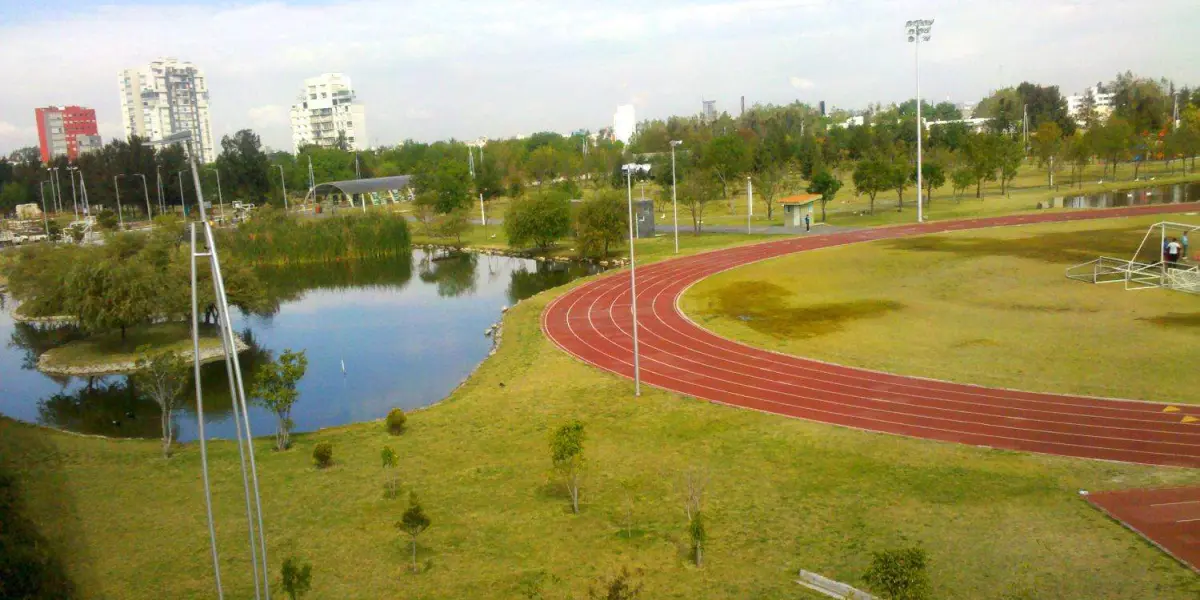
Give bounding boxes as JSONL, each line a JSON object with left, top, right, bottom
{"left": 804, "top": 212, "right": 811, "bottom": 232}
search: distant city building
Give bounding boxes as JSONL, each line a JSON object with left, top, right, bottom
{"left": 1066, "top": 85, "right": 1115, "bottom": 124}
{"left": 925, "top": 117, "right": 990, "bottom": 133}
{"left": 702, "top": 99, "right": 717, "bottom": 123}
{"left": 837, "top": 115, "right": 866, "bottom": 128}
{"left": 819, "top": 100, "right": 826, "bottom": 116}
{"left": 289, "top": 73, "right": 368, "bottom": 153}
{"left": 119, "top": 57, "right": 215, "bottom": 163}
{"left": 613, "top": 105, "right": 636, "bottom": 145}
{"left": 35, "top": 105, "right": 99, "bottom": 162}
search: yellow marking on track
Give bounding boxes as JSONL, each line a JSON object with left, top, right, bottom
{"left": 1182, "top": 416, "right": 1198, "bottom": 424}
{"left": 1163, "top": 406, "right": 1181, "bottom": 413}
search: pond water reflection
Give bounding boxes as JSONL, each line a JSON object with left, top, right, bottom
{"left": 0, "top": 249, "right": 601, "bottom": 442}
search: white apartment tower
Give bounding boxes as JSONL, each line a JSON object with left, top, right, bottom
{"left": 118, "top": 57, "right": 215, "bottom": 163}
{"left": 290, "top": 73, "right": 368, "bottom": 153}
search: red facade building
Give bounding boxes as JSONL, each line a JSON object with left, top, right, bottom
{"left": 35, "top": 106, "right": 100, "bottom": 163}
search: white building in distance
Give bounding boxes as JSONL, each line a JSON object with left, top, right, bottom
{"left": 613, "top": 104, "right": 636, "bottom": 145}
{"left": 118, "top": 57, "right": 215, "bottom": 163}
{"left": 1066, "top": 85, "right": 1115, "bottom": 124}
{"left": 290, "top": 73, "right": 368, "bottom": 153}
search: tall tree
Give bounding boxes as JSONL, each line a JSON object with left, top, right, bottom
{"left": 216, "top": 130, "right": 272, "bottom": 202}
{"left": 414, "top": 157, "right": 470, "bottom": 214}
{"left": 963, "top": 133, "right": 1001, "bottom": 198}
{"left": 852, "top": 157, "right": 891, "bottom": 214}
{"left": 752, "top": 163, "right": 787, "bottom": 219}
{"left": 1030, "top": 121, "right": 1064, "bottom": 187}
{"left": 806, "top": 169, "right": 842, "bottom": 222}
{"left": 505, "top": 191, "right": 572, "bottom": 250}
{"left": 1095, "top": 117, "right": 1135, "bottom": 179}
{"left": 575, "top": 190, "right": 627, "bottom": 259}
{"left": 700, "top": 134, "right": 750, "bottom": 200}
{"left": 132, "top": 347, "right": 189, "bottom": 458}
{"left": 550, "top": 421, "right": 586, "bottom": 514}
{"left": 250, "top": 348, "right": 309, "bottom": 451}
{"left": 398, "top": 492, "right": 431, "bottom": 573}
{"left": 997, "top": 137, "right": 1024, "bottom": 196}
{"left": 680, "top": 169, "right": 720, "bottom": 233}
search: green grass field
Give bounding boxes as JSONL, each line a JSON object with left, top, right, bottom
{"left": 38, "top": 322, "right": 227, "bottom": 372}
{"left": 682, "top": 215, "right": 1200, "bottom": 404}
{"left": 3, "top": 225, "right": 1200, "bottom": 599}
{"left": 697, "top": 159, "right": 1200, "bottom": 229}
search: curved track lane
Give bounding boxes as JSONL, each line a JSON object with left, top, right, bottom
{"left": 542, "top": 204, "right": 1200, "bottom": 468}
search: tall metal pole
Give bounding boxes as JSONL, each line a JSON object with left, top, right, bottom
{"left": 624, "top": 164, "right": 641, "bottom": 396}
{"left": 156, "top": 166, "right": 165, "bottom": 213}
{"left": 479, "top": 193, "right": 486, "bottom": 226}
{"left": 38, "top": 181, "right": 51, "bottom": 237}
{"left": 177, "top": 170, "right": 187, "bottom": 217}
{"left": 907, "top": 19, "right": 933, "bottom": 224}
{"left": 208, "top": 168, "right": 224, "bottom": 223}
{"left": 276, "top": 165, "right": 289, "bottom": 211}
{"left": 135, "top": 174, "right": 152, "bottom": 220}
{"left": 78, "top": 172, "right": 90, "bottom": 218}
{"left": 746, "top": 176, "right": 753, "bottom": 234}
{"left": 670, "top": 141, "right": 680, "bottom": 254}
{"left": 915, "top": 36, "right": 923, "bottom": 223}
{"left": 113, "top": 175, "right": 125, "bottom": 229}
{"left": 189, "top": 224, "right": 225, "bottom": 599}
{"left": 68, "top": 167, "right": 79, "bottom": 220}
{"left": 307, "top": 155, "right": 315, "bottom": 209}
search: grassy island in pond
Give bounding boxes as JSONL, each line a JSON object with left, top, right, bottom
{"left": 36, "top": 322, "right": 243, "bottom": 375}
{"left": 681, "top": 214, "right": 1200, "bottom": 404}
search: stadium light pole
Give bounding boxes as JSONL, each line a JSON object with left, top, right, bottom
{"left": 38, "top": 181, "right": 51, "bottom": 237}
{"left": 275, "top": 165, "right": 289, "bottom": 211}
{"left": 669, "top": 140, "right": 682, "bottom": 254}
{"left": 623, "top": 163, "right": 642, "bottom": 397}
{"left": 906, "top": 18, "right": 933, "bottom": 224}
{"left": 112, "top": 175, "right": 126, "bottom": 229}
{"left": 176, "top": 170, "right": 188, "bottom": 217}
{"left": 66, "top": 166, "right": 79, "bottom": 220}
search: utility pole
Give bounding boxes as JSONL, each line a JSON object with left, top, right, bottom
{"left": 208, "top": 168, "right": 224, "bottom": 223}
{"left": 38, "top": 181, "right": 51, "bottom": 237}
{"left": 623, "top": 164, "right": 641, "bottom": 397}
{"left": 134, "top": 173, "right": 152, "bottom": 220}
{"left": 746, "top": 176, "right": 753, "bottom": 234}
{"left": 112, "top": 175, "right": 125, "bottom": 229}
{"left": 670, "top": 140, "right": 681, "bottom": 253}
{"left": 177, "top": 170, "right": 187, "bottom": 217}
{"left": 479, "top": 193, "right": 486, "bottom": 227}
{"left": 67, "top": 166, "right": 79, "bottom": 220}
{"left": 276, "top": 165, "right": 289, "bottom": 211}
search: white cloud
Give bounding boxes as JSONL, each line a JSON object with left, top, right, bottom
{"left": 0, "top": 0, "right": 1197, "bottom": 156}
{"left": 790, "top": 77, "right": 815, "bottom": 90}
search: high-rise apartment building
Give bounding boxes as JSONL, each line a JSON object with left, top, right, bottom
{"left": 118, "top": 57, "right": 215, "bottom": 163}
{"left": 35, "top": 105, "right": 100, "bottom": 162}
{"left": 289, "top": 73, "right": 368, "bottom": 153}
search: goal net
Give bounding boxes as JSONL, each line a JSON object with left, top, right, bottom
{"left": 1066, "top": 221, "right": 1198, "bottom": 294}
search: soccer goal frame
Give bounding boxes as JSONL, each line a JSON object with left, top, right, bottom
{"left": 1065, "top": 221, "right": 1199, "bottom": 294}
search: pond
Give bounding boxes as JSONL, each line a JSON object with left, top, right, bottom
{"left": 1048, "top": 181, "right": 1200, "bottom": 209}
{"left": 0, "top": 249, "right": 601, "bottom": 442}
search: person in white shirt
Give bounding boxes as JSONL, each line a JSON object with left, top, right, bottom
{"left": 1165, "top": 237, "right": 1182, "bottom": 266}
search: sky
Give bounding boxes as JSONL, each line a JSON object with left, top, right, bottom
{"left": 0, "top": 0, "right": 1197, "bottom": 155}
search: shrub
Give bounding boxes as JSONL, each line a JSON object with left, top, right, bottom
{"left": 386, "top": 408, "right": 407, "bottom": 435}
{"left": 312, "top": 442, "right": 333, "bottom": 468}
{"left": 863, "top": 545, "right": 931, "bottom": 600}
{"left": 97, "top": 209, "right": 119, "bottom": 231}
{"left": 505, "top": 190, "right": 572, "bottom": 250}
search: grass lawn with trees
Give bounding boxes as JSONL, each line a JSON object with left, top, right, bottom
{"left": 36, "top": 322, "right": 231, "bottom": 373}
{"left": 3, "top": 229, "right": 1199, "bottom": 599}
{"left": 681, "top": 214, "right": 1200, "bottom": 404}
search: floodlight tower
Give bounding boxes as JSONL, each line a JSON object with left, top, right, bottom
{"left": 906, "top": 18, "right": 933, "bottom": 223}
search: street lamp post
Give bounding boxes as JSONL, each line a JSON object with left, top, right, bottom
{"left": 906, "top": 18, "right": 933, "bottom": 224}
{"left": 156, "top": 166, "right": 165, "bottom": 214}
{"left": 46, "top": 167, "right": 61, "bottom": 213}
{"left": 67, "top": 166, "right": 79, "bottom": 220}
{"left": 746, "top": 176, "right": 753, "bottom": 234}
{"left": 275, "top": 165, "right": 289, "bottom": 211}
{"left": 134, "top": 174, "right": 152, "bottom": 220}
{"left": 177, "top": 170, "right": 188, "bottom": 217}
{"left": 38, "top": 181, "right": 51, "bottom": 237}
{"left": 77, "top": 171, "right": 91, "bottom": 218}
{"left": 623, "top": 163, "right": 642, "bottom": 397}
{"left": 113, "top": 175, "right": 126, "bottom": 229}
{"left": 669, "top": 140, "right": 681, "bottom": 253}
{"left": 208, "top": 168, "right": 224, "bottom": 223}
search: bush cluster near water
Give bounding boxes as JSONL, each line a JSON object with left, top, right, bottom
{"left": 218, "top": 208, "right": 412, "bottom": 265}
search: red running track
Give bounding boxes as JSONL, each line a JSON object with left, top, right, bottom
{"left": 542, "top": 204, "right": 1200, "bottom": 468}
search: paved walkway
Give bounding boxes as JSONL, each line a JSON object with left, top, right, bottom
{"left": 542, "top": 202, "right": 1200, "bottom": 467}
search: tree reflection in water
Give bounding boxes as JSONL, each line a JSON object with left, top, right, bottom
{"left": 507, "top": 260, "right": 603, "bottom": 305}
{"left": 33, "top": 329, "right": 271, "bottom": 439}
{"left": 418, "top": 251, "right": 478, "bottom": 298}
